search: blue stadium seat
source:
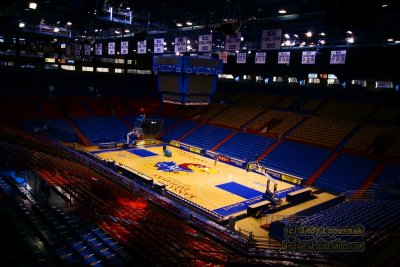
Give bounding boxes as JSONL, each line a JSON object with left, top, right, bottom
{"left": 260, "top": 141, "right": 331, "bottom": 180}
{"left": 217, "top": 132, "right": 275, "bottom": 161}
{"left": 73, "top": 116, "right": 130, "bottom": 143}
{"left": 314, "top": 153, "right": 379, "bottom": 193}
{"left": 182, "top": 124, "right": 233, "bottom": 150}
{"left": 161, "top": 120, "right": 198, "bottom": 142}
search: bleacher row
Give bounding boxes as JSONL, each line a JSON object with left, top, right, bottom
{"left": 0, "top": 175, "right": 131, "bottom": 266}
{"left": 1, "top": 70, "right": 399, "bottom": 195}
{"left": 268, "top": 198, "right": 400, "bottom": 264}
{"left": 0, "top": 139, "right": 232, "bottom": 266}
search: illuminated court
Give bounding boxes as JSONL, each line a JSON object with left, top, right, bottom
{"left": 93, "top": 145, "right": 298, "bottom": 218}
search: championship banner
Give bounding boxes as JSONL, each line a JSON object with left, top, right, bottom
{"left": 198, "top": 34, "right": 212, "bottom": 52}
{"left": 108, "top": 42, "right": 115, "bottom": 55}
{"left": 219, "top": 52, "right": 228, "bottom": 63}
{"left": 255, "top": 52, "right": 266, "bottom": 64}
{"left": 261, "top": 29, "right": 282, "bottom": 50}
{"left": 137, "top": 40, "right": 147, "bottom": 54}
{"left": 121, "top": 41, "right": 129, "bottom": 55}
{"left": 95, "top": 43, "right": 102, "bottom": 55}
{"left": 301, "top": 51, "right": 316, "bottom": 64}
{"left": 174, "top": 36, "right": 187, "bottom": 53}
{"left": 330, "top": 50, "right": 346, "bottom": 64}
{"left": 278, "top": 51, "right": 290, "bottom": 64}
{"left": 236, "top": 52, "right": 246, "bottom": 64}
{"left": 154, "top": 38, "right": 164, "bottom": 54}
{"left": 225, "top": 32, "right": 241, "bottom": 52}
{"left": 75, "top": 44, "right": 81, "bottom": 56}
{"left": 65, "top": 44, "right": 71, "bottom": 56}
{"left": 84, "top": 44, "right": 91, "bottom": 56}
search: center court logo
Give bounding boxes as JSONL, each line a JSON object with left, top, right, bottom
{"left": 146, "top": 161, "right": 218, "bottom": 174}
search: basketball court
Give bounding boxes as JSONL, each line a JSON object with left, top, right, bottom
{"left": 92, "top": 145, "right": 301, "bottom": 218}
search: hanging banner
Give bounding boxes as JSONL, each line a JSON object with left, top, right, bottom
{"left": 154, "top": 38, "right": 164, "bottom": 54}
{"left": 95, "top": 43, "right": 102, "bottom": 55}
{"left": 66, "top": 44, "right": 71, "bottom": 57}
{"left": 174, "top": 36, "right": 187, "bottom": 53}
{"left": 236, "top": 52, "right": 246, "bottom": 64}
{"left": 75, "top": 44, "right": 81, "bottom": 56}
{"left": 121, "top": 41, "right": 129, "bottom": 55}
{"left": 137, "top": 40, "right": 147, "bottom": 54}
{"left": 225, "top": 32, "right": 241, "bottom": 52}
{"left": 301, "top": 51, "right": 316, "bottom": 64}
{"left": 198, "top": 34, "right": 212, "bottom": 52}
{"left": 108, "top": 42, "right": 115, "bottom": 55}
{"left": 261, "top": 29, "right": 282, "bottom": 50}
{"left": 84, "top": 44, "right": 91, "bottom": 56}
{"left": 255, "top": 52, "right": 266, "bottom": 64}
{"left": 219, "top": 52, "right": 228, "bottom": 63}
{"left": 278, "top": 51, "right": 290, "bottom": 64}
{"left": 330, "top": 50, "right": 346, "bottom": 64}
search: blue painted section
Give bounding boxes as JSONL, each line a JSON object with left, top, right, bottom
{"left": 128, "top": 149, "right": 158, "bottom": 157}
{"left": 216, "top": 182, "right": 263, "bottom": 199}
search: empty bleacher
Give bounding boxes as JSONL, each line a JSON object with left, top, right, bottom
{"left": 288, "top": 116, "right": 357, "bottom": 148}
{"left": 73, "top": 116, "right": 130, "bottom": 144}
{"left": 181, "top": 124, "right": 233, "bottom": 150}
{"left": 216, "top": 132, "right": 276, "bottom": 161}
{"left": 344, "top": 123, "right": 400, "bottom": 156}
{"left": 314, "top": 153, "right": 379, "bottom": 193}
{"left": 246, "top": 110, "right": 304, "bottom": 136}
{"left": 260, "top": 141, "right": 331, "bottom": 180}
{"left": 209, "top": 105, "right": 264, "bottom": 129}
{"left": 317, "top": 100, "right": 377, "bottom": 121}
{"left": 161, "top": 120, "right": 198, "bottom": 142}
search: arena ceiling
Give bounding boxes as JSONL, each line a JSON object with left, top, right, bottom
{"left": 0, "top": 0, "right": 399, "bottom": 49}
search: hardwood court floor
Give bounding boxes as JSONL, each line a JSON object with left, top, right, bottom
{"left": 94, "top": 146, "right": 295, "bottom": 217}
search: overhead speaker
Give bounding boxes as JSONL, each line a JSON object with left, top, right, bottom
{"left": 220, "top": 19, "right": 240, "bottom": 35}
{"left": 134, "top": 30, "right": 148, "bottom": 41}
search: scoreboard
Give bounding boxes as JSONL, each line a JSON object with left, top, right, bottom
{"left": 153, "top": 55, "right": 223, "bottom": 105}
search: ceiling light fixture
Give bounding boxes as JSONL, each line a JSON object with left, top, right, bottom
{"left": 186, "top": 21, "right": 193, "bottom": 26}
{"left": 278, "top": 9, "right": 287, "bottom": 14}
{"left": 53, "top": 27, "right": 59, "bottom": 32}
{"left": 29, "top": 2, "right": 37, "bottom": 10}
{"left": 305, "top": 31, "right": 312, "bottom": 37}
{"left": 176, "top": 22, "right": 183, "bottom": 27}
{"left": 19, "top": 22, "right": 25, "bottom": 28}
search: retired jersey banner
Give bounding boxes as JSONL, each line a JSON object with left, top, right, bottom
{"left": 330, "top": 50, "right": 346, "bottom": 64}
{"left": 278, "top": 51, "right": 290, "bottom": 64}
{"left": 225, "top": 32, "right": 241, "bottom": 52}
{"left": 301, "top": 51, "right": 316, "bottom": 64}
{"left": 84, "top": 44, "right": 91, "bottom": 56}
{"left": 236, "top": 52, "right": 246, "bottom": 64}
{"left": 154, "top": 38, "right": 164, "bottom": 54}
{"left": 174, "top": 36, "right": 187, "bottom": 53}
{"left": 219, "top": 52, "right": 228, "bottom": 63}
{"left": 198, "top": 34, "right": 212, "bottom": 52}
{"left": 108, "top": 42, "right": 115, "bottom": 55}
{"left": 261, "top": 29, "right": 282, "bottom": 50}
{"left": 137, "top": 40, "right": 147, "bottom": 54}
{"left": 75, "top": 44, "right": 81, "bottom": 56}
{"left": 255, "top": 52, "right": 266, "bottom": 64}
{"left": 121, "top": 41, "right": 129, "bottom": 55}
{"left": 95, "top": 43, "right": 102, "bottom": 55}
